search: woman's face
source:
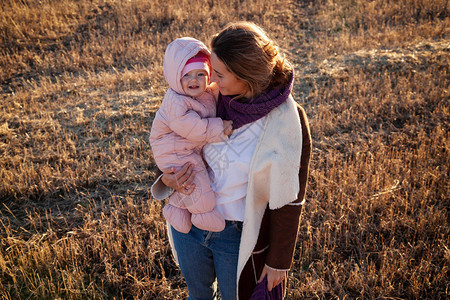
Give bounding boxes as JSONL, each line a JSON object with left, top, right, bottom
{"left": 210, "top": 52, "right": 251, "bottom": 98}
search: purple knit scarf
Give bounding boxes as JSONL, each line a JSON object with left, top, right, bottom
{"left": 216, "top": 73, "right": 294, "bottom": 129}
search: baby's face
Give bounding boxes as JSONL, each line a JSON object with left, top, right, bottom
{"left": 181, "top": 69, "right": 209, "bottom": 98}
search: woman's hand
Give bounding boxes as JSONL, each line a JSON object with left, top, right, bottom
{"left": 258, "top": 265, "right": 286, "bottom": 292}
{"left": 161, "top": 163, "right": 196, "bottom": 195}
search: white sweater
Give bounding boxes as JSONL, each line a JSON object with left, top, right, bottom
{"left": 203, "top": 117, "right": 266, "bottom": 221}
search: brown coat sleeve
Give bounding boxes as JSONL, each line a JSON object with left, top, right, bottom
{"left": 265, "top": 104, "right": 311, "bottom": 269}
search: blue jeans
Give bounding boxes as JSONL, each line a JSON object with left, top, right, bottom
{"left": 170, "top": 220, "right": 243, "bottom": 300}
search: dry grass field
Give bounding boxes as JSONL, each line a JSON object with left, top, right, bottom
{"left": 0, "top": 0, "right": 449, "bottom": 299}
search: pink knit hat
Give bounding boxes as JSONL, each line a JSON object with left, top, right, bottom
{"left": 181, "top": 52, "right": 211, "bottom": 77}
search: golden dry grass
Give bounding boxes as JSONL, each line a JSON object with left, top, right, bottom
{"left": 0, "top": 0, "right": 449, "bottom": 299}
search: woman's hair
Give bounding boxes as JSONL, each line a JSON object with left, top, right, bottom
{"left": 211, "top": 21, "right": 292, "bottom": 98}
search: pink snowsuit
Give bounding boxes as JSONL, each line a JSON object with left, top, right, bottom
{"left": 149, "top": 37, "right": 226, "bottom": 233}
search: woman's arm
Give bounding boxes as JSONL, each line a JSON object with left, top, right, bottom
{"left": 262, "top": 104, "right": 312, "bottom": 291}
{"left": 259, "top": 203, "right": 303, "bottom": 291}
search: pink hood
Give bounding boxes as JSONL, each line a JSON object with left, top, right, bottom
{"left": 163, "top": 37, "right": 211, "bottom": 94}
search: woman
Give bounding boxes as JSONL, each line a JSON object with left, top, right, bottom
{"left": 151, "top": 21, "right": 311, "bottom": 300}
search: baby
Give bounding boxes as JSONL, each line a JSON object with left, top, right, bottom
{"left": 149, "top": 37, "right": 232, "bottom": 233}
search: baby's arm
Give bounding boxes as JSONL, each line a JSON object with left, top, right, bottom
{"left": 206, "top": 84, "right": 233, "bottom": 136}
{"left": 168, "top": 99, "right": 228, "bottom": 143}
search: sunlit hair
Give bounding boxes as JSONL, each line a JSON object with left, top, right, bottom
{"left": 211, "top": 21, "right": 292, "bottom": 99}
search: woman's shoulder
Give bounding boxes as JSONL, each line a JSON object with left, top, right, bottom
{"left": 276, "top": 95, "right": 309, "bottom": 120}
{"left": 263, "top": 96, "right": 304, "bottom": 141}
{"left": 268, "top": 95, "right": 299, "bottom": 118}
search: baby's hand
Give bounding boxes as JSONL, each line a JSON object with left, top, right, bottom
{"left": 222, "top": 120, "right": 233, "bottom": 137}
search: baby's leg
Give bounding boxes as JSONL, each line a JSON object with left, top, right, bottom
{"left": 187, "top": 168, "right": 225, "bottom": 232}
{"left": 163, "top": 193, "right": 192, "bottom": 233}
